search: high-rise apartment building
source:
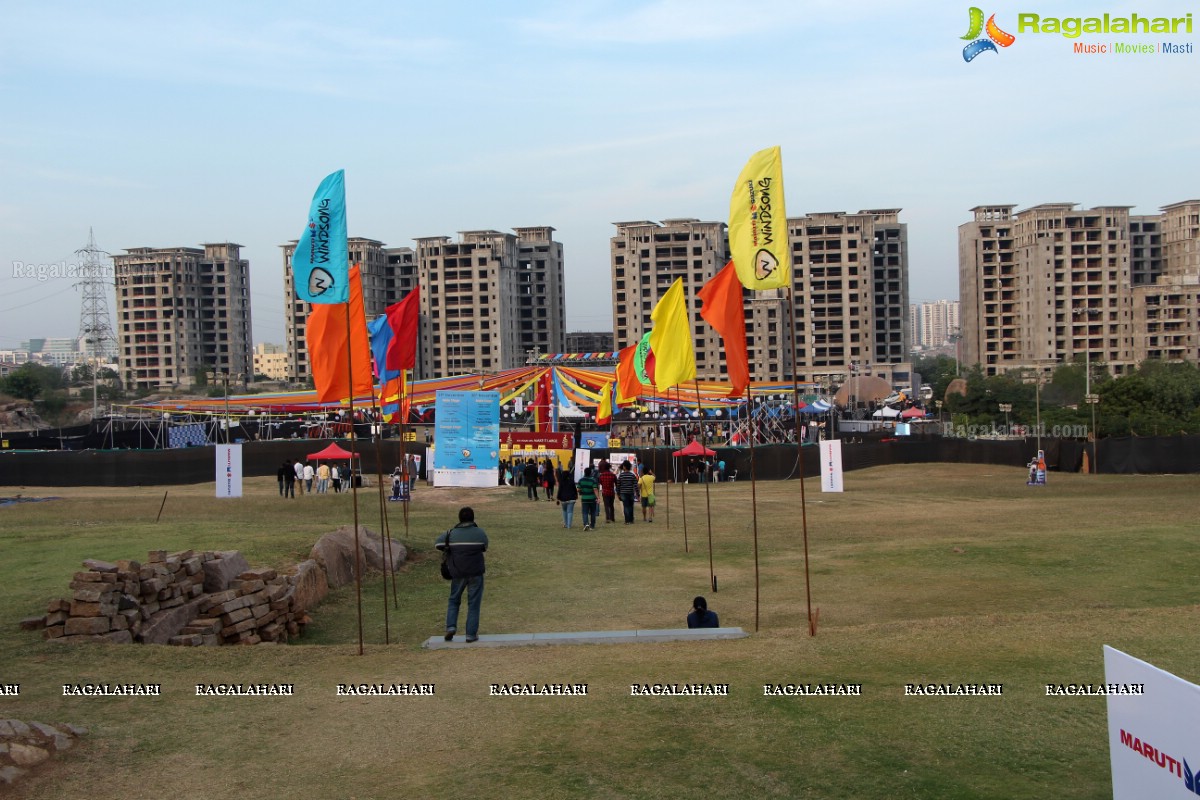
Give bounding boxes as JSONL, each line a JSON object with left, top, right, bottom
{"left": 913, "top": 300, "right": 960, "bottom": 349}
{"left": 610, "top": 219, "right": 768, "bottom": 380}
{"left": 960, "top": 201, "right": 1200, "bottom": 377}
{"left": 416, "top": 227, "right": 565, "bottom": 376}
{"left": 610, "top": 212, "right": 911, "bottom": 385}
{"left": 112, "top": 243, "right": 252, "bottom": 390}
{"left": 283, "top": 228, "right": 564, "bottom": 382}
{"left": 1132, "top": 200, "right": 1200, "bottom": 364}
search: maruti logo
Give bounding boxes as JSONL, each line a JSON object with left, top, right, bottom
{"left": 962, "top": 7, "right": 1016, "bottom": 61}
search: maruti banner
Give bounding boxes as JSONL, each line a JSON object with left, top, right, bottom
{"left": 820, "top": 439, "right": 844, "bottom": 493}
{"left": 433, "top": 390, "right": 499, "bottom": 488}
{"left": 1105, "top": 645, "right": 1200, "bottom": 798}
{"left": 215, "top": 444, "right": 242, "bottom": 498}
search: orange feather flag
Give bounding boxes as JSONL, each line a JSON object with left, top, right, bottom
{"left": 698, "top": 260, "right": 751, "bottom": 397}
{"left": 306, "top": 264, "right": 375, "bottom": 403}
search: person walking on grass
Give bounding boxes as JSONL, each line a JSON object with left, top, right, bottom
{"left": 556, "top": 467, "right": 578, "bottom": 529}
{"left": 616, "top": 460, "right": 638, "bottom": 524}
{"left": 543, "top": 457, "right": 556, "bottom": 502}
{"left": 638, "top": 466, "right": 656, "bottom": 522}
{"left": 598, "top": 461, "right": 617, "bottom": 524}
{"left": 578, "top": 466, "right": 599, "bottom": 530}
{"left": 435, "top": 507, "right": 489, "bottom": 643}
{"left": 279, "top": 461, "right": 295, "bottom": 498}
{"left": 303, "top": 462, "right": 315, "bottom": 494}
{"left": 523, "top": 458, "right": 539, "bottom": 500}
{"left": 293, "top": 460, "right": 305, "bottom": 495}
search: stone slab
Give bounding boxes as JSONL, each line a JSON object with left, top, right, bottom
{"left": 423, "top": 627, "right": 748, "bottom": 649}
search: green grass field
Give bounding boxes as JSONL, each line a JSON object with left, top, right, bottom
{"left": 1, "top": 464, "right": 1198, "bottom": 799}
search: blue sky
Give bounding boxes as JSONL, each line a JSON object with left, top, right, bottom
{"left": 2, "top": 1, "right": 1197, "bottom": 350}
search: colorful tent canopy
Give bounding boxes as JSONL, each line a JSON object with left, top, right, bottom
{"left": 139, "top": 365, "right": 820, "bottom": 420}
{"left": 672, "top": 441, "right": 717, "bottom": 457}
{"left": 307, "top": 443, "right": 358, "bottom": 460}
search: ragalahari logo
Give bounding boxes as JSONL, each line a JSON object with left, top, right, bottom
{"left": 962, "top": 7, "right": 1016, "bottom": 61}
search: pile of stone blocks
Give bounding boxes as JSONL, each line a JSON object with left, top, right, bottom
{"left": 38, "top": 550, "right": 314, "bottom": 646}
{"left": 0, "top": 719, "right": 86, "bottom": 788}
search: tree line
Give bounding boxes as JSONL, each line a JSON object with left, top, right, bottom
{"left": 913, "top": 355, "right": 1200, "bottom": 437}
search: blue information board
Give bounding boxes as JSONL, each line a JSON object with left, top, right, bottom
{"left": 433, "top": 390, "right": 500, "bottom": 487}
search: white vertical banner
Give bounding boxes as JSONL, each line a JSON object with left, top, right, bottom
{"left": 1104, "top": 645, "right": 1200, "bottom": 798}
{"left": 215, "top": 444, "right": 242, "bottom": 498}
{"left": 574, "top": 448, "right": 591, "bottom": 482}
{"left": 820, "top": 439, "right": 844, "bottom": 493}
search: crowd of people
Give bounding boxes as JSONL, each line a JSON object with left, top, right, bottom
{"left": 494, "top": 456, "right": 665, "bottom": 529}
{"left": 276, "top": 459, "right": 346, "bottom": 497}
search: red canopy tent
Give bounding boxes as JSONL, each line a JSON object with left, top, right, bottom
{"left": 307, "top": 443, "right": 359, "bottom": 460}
{"left": 900, "top": 407, "right": 927, "bottom": 420}
{"left": 672, "top": 441, "right": 717, "bottom": 457}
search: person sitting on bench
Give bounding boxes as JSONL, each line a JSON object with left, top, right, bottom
{"left": 687, "top": 596, "right": 719, "bottom": 628}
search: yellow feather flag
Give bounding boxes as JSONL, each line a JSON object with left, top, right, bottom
{"left": 647, "top": 278, "right": 696, "bottom": 392}
{"left": 728, "top": 145, "right": 791, "bottom": 290}
{"left": 596, "top": 380, "right": 614, "bottom": 426}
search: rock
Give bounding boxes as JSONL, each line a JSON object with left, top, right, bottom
{"left": 8, "top": 742, "right": 50, "bottom": 767}
{"left": 309, "top": 526, "right": 406, "bottom": 589}
{"left": 63, "top": 723, "right": 88, "bottom": 737}
{"left": 138, "top": 596, "right": 205, "bottom": 645}
{"left": 18, "top": 616, "right": 45, "bottom": 631}
{"left": 0, "top": 719, "right": 27, "bottom": 737}
{"left": 82, "top": 559, "right": 118, "bottom": 573}
{"left": 201, "top": 551, "right": 251, "bottom": 593}
{"left": 52, "top": 734, "right": 72, "bottom": 752}
{"left": 240, "top": 568, "right": 278, "bottom": 582}
{"left": 105, "top": 630, "right": 133, "bottom": 644}
{"left": 28, "top": 721, "right": 62, "bottom": 740}
{"left": 0, "top": 766, "right": 27, "bottom": 786}
{"left": 288, "top": 560, "right": 328, "bottom": 612}
{"left": 64, "top": 617, "right": 110, "bottom": 636}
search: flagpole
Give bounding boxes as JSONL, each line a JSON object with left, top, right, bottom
{"left": 787, "top": 286, "right": 817, "bottom": 637}
{"left": 677, "top": 386, "right": 688, "bottom": 553}
{"left": 395, "top": 370, "right": 409, "bottom": 607}
{"left": 663, "top": 391, "right": 671, "bottom": 532}
{"left": 747, "top": 385, "right": 760, "bottom": 632}
{"left": 694, "top": 380, "right": 715, "bottom": 593}
{"left": 368, "top": 386, "right": 392, "bottom": 644}
{"left": 344, "top": 303, "right": 365, "bottom": 656}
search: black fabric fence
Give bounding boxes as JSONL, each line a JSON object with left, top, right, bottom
{"left": 0, "top": 440, "right": 425, "bottom": 488}
{"left": 4, "top": 434, "right": 1199, "bottom": 488}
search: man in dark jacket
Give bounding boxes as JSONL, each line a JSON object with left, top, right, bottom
{"left": 277, "top": 461, "right": 291, "bottom": 497}
{"left": 523, "top": 459, "right": 540, "bottom": 500}
{"left": 435, "top": 507, "right": 489, "bottom": 643}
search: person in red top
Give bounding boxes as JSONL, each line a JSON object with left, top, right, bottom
{"left": 597, "top": 460, "right": 617, "bottom": 524}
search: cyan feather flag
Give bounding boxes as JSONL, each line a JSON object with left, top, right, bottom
{"left": 292, "top": 170, "right": 348, "bottom": 304}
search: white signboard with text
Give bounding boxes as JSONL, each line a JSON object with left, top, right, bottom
{"left": 215, "top": 444, "right": 242, "bottom": 498}
{"left": 1105, "top": 645, "right": 1200, "bottom": 798}
{"left": 820, "top": 439, "right": 844, "bottom": 493}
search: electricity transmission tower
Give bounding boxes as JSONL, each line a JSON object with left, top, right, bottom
{"left": 75, "top": 228, "right": 117, "bottom": 417}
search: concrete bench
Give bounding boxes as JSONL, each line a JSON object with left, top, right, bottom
{"left": 423, "top": 627, "right": 747, "bottom": 649}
